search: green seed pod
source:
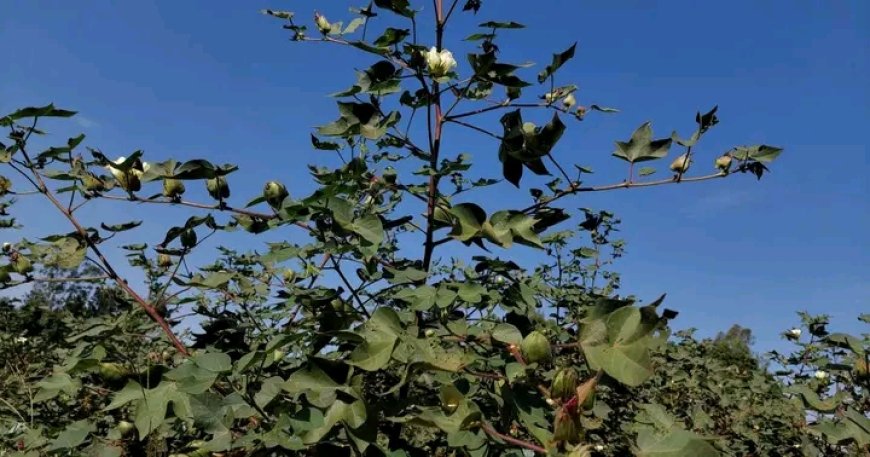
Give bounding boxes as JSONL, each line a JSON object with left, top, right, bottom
{"left": 521, "top": 330, "right": 552, "bottom": 364}
{"left": 206, "top": 176, "right": 230, "bottom": 200}
{"left": 263, "top": 180, "right": 289, "bottom": 209}
{"left": 82, "top": 173, "right": 107, "bottom": 193}
{"left": 282, "top": 269, "right": 296, "bottom": 284}
{"left": 551, "top": 367, "right": 579, "bottom": 401}
{"left": 118, "top": 420, "right": 135, "bottom": 436}
{"left": 0, "top": 268, "right": 11, "bottom": 283}
{"left": 13, "top": 256, "right": 33, "bottom": 275}
{"left": 98, "top": 362, "right": 129, "bottom": 382}
{"left": 180, "top": 229, "right": 197, "bottom": 249}
{"left": 552, "top": 408, "right": 580, "bottom": 443}
{"left": 162, "top": 178, "right": 186, "bottom": 198}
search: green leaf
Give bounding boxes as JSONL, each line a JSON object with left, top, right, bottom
{"left": 100, "top": 220, "right": 142, "bottom": 232}
{"left": 479, "top": 21, "right": 525, "bottom": 29}
{"left": 584, "top": 341, "right": 652, "bottom": 387}
{"left": 612, "top": 122, "right": 673, "bottom": 164}
{"left": 590, "top": 104, "right": 619, "bottom": 113}
{"left": 492, "top": 323, "right": 523, "bottom": 345}
{"left": 2, "top": 104, "right": 77, "bottom": 126}
{"left": 537, "top": 43, "right": 577, "bottom": 83}
{"left": 193, "top": 352, "right": 232, "bottom": 373}
{"left": 449, "top": 203, "right": 487, "bottom": 242}
{"left": 635, "top": 428, "right": 719, "bottom": 457}
{"left": 47, "top": 420, "right": 94, "bottom": 451}
{"left": 373, "top": 0, "right": 414, "bottom": 17}
{"left": 255, "top": 376, "right": 284, "bottom": 409}
{"left": 638, "top": 167, "right": 656, "bottom": 177}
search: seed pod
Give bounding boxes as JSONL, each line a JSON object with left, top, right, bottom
{"left": 82, "top": 173, "right": 107, "bottom": 193}
{"left": 575, "top": 373, "right": 600, "bottom": 409}
{"left": 157, "top": 253, "right": 173, "bottom": 268}
{"left": 98, "top": 362, "right": 129, "bottom": 382}
{"left": 552, "top": 408, "right": 580, "bottom": 443}
{"left": 263, "top": 180, "right": 289, "bottom": 209}
{"left": 521, "top": 330, "right": 552, "bottom": 364}
{"left": 715, "top": 154, "right": 732, "bottom": 172}
{"left": 162, "top": 178, "right": 186, "bottom": 198}
{"left": 551, "top": 367, "right": 579, "bottom": 401}
{"left": 0, "top": 176, "right": 12, "bottom": 196}
{"left": 13, "top": 256, "right": 33, "bottom": 275}
{"left": 118, "top": 420, "right": 136, "bottom": 436}
{"left": 180, "top": 229, "right": 197, "bottom": 249}
{"left": 206, "top": 176, "right": 230, "bottom": 200}
{"left": 670, "top": 154, "right": 691, "bottom": 174}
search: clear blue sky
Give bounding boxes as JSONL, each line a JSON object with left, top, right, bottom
{"left": 1, "top": 1, "right": 867, "bottom": 352}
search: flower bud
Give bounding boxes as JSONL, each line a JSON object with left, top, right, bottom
{"left": 813, "top": 370, "right": 828, "bottom": 380}
{"left": 785, "top": 328, "right": 801, "bottom": 339}
{"left": 669, "top": 154, "right": 691, "bottom": 174}
{"left": 206, "top": 176, "right": 230, "bottom": 200}
{"left": 550, "top": 367, "right": 579, "bottom": 401}
{"left": 162, "top": 178, "right": 186, "bottom": 199}
{"left": 715, "top": 154, "right": 732, "bottom": 172}
{"left": 521, "top": 330, "right": 552, "bottom": 364}
{"left": 2, "top": 242, "right": 12, "bottom": 253}
{"left": 425, "top": 329, "right": 436, "bottom": 338}
{"left": 315, "top": 13, "right": 331, "bottom": 34}
{"left": 283, "top": 269, "right": 296, "bottom": 284}
{"left": 263, "top": 180, "right": 289, "bottom": 209}
{"left": 563, "top": 93, "right": 576, "bottom": 109}
{"left": 552, "top": 408, "right": 580, "bottom": 443}
{"left": 425, "top": 47, "right": 457, "bottom": 79}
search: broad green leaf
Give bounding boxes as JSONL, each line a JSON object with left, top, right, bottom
{"left": 193, "top": 352, "right": 232, "bottom": 372}
{"left": 612, "top": 122, "right": 672, "bottom": 164}
{"left": 538, "top": 43, "right": 577, "bottom": 83}
{"left": 46, "top": 420, "right": 94, "bottom": 451}
{"left": 492, "top": 323, "right": 523, "bottom": 346}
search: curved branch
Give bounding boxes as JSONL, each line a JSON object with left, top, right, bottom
{"left": 480, "top": 421, "right": 547, "bottom": 454}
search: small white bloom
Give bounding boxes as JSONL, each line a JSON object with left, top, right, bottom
{"left": 14, "top": 336, "right": 28, "bottom": 344}
{"left": 813, "top": 370, "right": 829, "bottom": 380}
{"left": 787, "top": 328, "right": 802, "bottom": 338}
{"left": 792, "top": 444, "right": 801, "bottom": 449}
{"left": 594, "top": 444, "right": 605, "bottom": 451}
{"left": 2, "top": 242, "right": 11, "bottom": 252}
{"left": 425, "top": 47, "right": 457, "bottom": 79}
{"left": 495, "top": 275, "right": 506, "bottom": 284}
{"left": 563, "top": 93, "right": 576, "bottom": 109}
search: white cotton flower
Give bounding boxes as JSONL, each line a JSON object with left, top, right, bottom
{"left": 594, "top": 444, "right": 605, "bottom": 451}
{"left": 563, "top": 93, "right": 577, "bottom": 109}
{"left": 314, "top": 13, "right": 331, "bottom": 34}
{"left": 787, "top": 328, "right": 802, "bottom": 338}
{"left": 14, "top": 336, "right": 28, "bottom": 344}
{"left": 813, "top": 370, "right": 829, "bottom": 380}
{"left": 106, "top": 156, "right": 144, "bottom": 191}
{"left": 2, "top": 242, "right": 11, "bottom": 252}
{"left": 425, "top": 47, "right": 457, "bottom": 79}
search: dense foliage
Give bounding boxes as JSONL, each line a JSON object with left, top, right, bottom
{"left": 0, "top": 1, "right": 866, "bottom": 456}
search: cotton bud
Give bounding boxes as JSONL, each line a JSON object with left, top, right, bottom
{"left": 813, "top": 370, "right": 829, "bottom": 380}
{"left": 206, "top": 176, "right": 230, "bottom": 200}
{"left": 550, "top": 367, "right": 579, "bottom": 401}
{"left": 2, "top": 242, "right": 11, "bottom": 253}
{"left": 314, "top": 13, "right": 331, "bottom": 34}
{"left": 105, "top": 156, "right": 145, "bottom": 192}
{"left": 425, "top": 47, "right": 457, "bottom": 79}
{"left": 521, "top": 330, "right": 552, "bottom": 364}
{"left": 0, "top": 176, "right": 11, "bottom": 196}
{"left": 563, "top": 93, "right": 577, "bottom": 109}
{"left": 180, "top": 229, "right": 197, "bottom": 249}
{"left": 118, "top": 420, "right": 135, "bottom": 436}
{"left": 552, "top": 408, "right": 580, "bottom": 443}
{"left": 157, "top": 254, "right": 173, "bottom": 268}
{"left": 425, "top": 329, "right": 436, "bottom": 338}
{"left": 162, "top": 178, "right": 185, "bottom": 199}
{"left": 786, "top": 328, "right": 801, "bottom": 339}
{"left": 283, "top": 269, "right": 296, "bottom": 284}
{"left": 715, "top": 154, "right": 732, "bottom": 172}
{"left": 594, "top": 445, "right": 605, "bottom": 452}
{"left": 82, "top": 173, "right": 107, "bottom": 193}
{"left": 669, "top": 154, "right": 691, "bottom": 174}
{"left": 13, "top": 256, "right": 32, "bottom": 274}
{"left": 99, "top": 362, "right": 129, "bottom": 382}
{"left": 263, "top": 180, "right": 289, "bottom": 209}
{"left": 495, "top": 275, "right": 506, "bottom": 284}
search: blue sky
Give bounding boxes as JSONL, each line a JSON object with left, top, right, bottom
{"left": 1, "top": 1, "right": 867, "bottom": 352}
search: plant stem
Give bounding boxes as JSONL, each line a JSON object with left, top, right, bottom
{"left": 422, "top": 0, "right": 446, "bottom": 272}
{"left": 480, "top": 422, "right": 547, "bottom": 454}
